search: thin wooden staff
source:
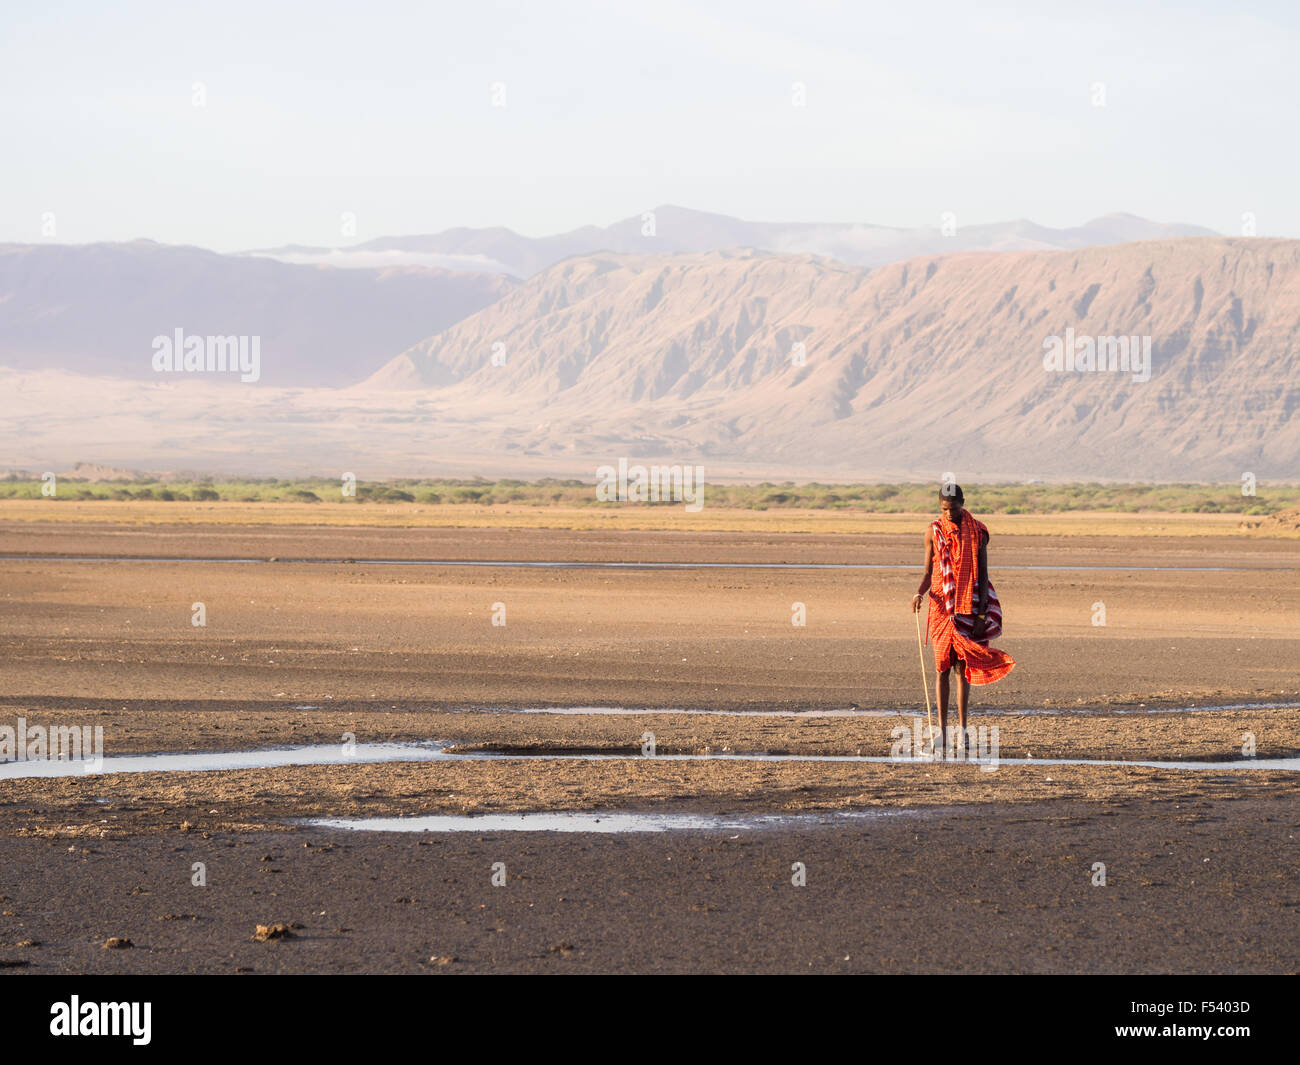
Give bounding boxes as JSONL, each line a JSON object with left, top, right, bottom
{"left": 914, "top": 601, "right": 935, "bottom": 755}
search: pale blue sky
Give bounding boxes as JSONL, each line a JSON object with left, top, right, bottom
{"left": 2, "top": 0, "right": 1296, "bottom": 250}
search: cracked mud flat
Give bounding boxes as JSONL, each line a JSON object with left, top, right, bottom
{"left": 0, "top": 518, "right": 1298, "bottom": 972}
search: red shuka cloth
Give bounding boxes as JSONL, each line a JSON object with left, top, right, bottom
{"left": 926, "top": 508, "right": 1015, "bottom": 686}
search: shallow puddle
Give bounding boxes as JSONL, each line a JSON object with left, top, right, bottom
{"left": 438, "top": 750, "right": 1300, "bottom": 772}
{"left": 307, "top": 808, "right": 918, "bottom": 833}
{"left": 505, "top": 701, "right": 1300, "bottom": 717}
{"left": 0, "top": 741, "right": 446, "bottom": 780}
{"left": 3, "top": 739, "right": 1297, "bottom": 779}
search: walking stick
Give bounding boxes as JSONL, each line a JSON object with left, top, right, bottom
{"left": 914, "top": 603, "right": 934, "bottom": 756}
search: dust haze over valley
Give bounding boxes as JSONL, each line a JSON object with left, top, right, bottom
{"left": 1, "top": 208, "right": 1296, "bottom": 482}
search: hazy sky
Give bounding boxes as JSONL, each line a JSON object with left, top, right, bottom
{"left": 2, "top": 0, "right": 1297, "bottom": 250}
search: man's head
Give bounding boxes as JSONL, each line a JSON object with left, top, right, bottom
{"left": 940, "top": 482, "right": 964, "bottom": 521}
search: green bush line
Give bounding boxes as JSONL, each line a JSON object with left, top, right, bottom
{"left": 0, "top": 478, "right": 1292, "bottom": 515}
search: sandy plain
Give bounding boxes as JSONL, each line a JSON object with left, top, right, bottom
{"left": 0, "top": 508, "right": 1296, "bottom": 973}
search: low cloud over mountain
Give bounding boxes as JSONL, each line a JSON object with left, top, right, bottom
{"left": 249, "top": 205, "right": 1218, "bottom": 278}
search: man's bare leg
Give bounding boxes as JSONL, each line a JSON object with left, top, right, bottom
{"left": 950, "top": 661, "right": 971, "bottom": 755}
{"left": 935, "top": 666, "right": 950, "bottom": 756}
{"left": 956, "top": 661, "right": 971, "bottom": 731}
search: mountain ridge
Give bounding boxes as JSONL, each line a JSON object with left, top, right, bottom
{"left": 356, "top": 236, "right": 1299, "bottom": 480}
{"left": 0, "top": 241, "right": 517, "bottom": 386}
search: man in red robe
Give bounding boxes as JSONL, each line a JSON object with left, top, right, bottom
{"left": 911, "top": 484, "right": 1015, "bottom": 750}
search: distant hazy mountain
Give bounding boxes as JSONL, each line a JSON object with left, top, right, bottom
{"left": 4, "top": 236, "right": 1294, "bottom": 482}
{"left": 250, "top": 205, "right": 1220, "bottom": 278}
{"left": 0, "top": 241, "right": 516, "bottom": 386}
{"left": 359, "top": 237, "right": 1300, "bottom": 480}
